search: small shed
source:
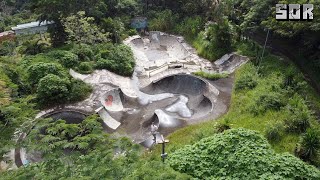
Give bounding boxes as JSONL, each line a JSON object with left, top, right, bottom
{"left": 11, "top": 21, "right": 54, "bottom": 35}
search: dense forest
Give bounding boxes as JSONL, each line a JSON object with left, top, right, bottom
{"left": 0, "top": 0, "right": 320, "bottom": 179}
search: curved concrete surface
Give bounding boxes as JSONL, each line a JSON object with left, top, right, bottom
{"left": 15, "top": 110, "right": 89, "bottom": 167}
{"left": 141, "top": 74, "right": 217, "bottom": 120}
{"left": 95, "top": 107, "right": 121, "bottom": 130}
{"left": 100, "top": 88, "right": 124, "bottom": 112}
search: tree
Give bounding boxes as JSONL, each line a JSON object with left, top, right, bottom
{"left": 29, "top": 0, "right": 106, "bottom": 46}
{"left": 36, "top": 74, "right": 70, "bottom": 105}
{"left": 62, "top": 11, "right": 108, "bottom": 45}
{"left": 27, "top": 62, "right": 66, "bottom": 86}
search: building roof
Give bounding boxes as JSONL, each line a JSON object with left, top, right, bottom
{"left": 11, "top": 21, "right": 54, "bottom": 31}
{"left": 0, "top": 31, "right": 14, "bottom": 37}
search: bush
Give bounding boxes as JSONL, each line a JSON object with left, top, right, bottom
{"left": 77, "top": 62, "right": 93, "bottom": 74}
{"left": 36, "top": 74, "right": 70, "bottom": 106}
{"left": 95, "top": 44, "right": 135, "bottom": 76}
{"left": 265, "top": 123, "right": 283, "bottom": 142}
{"left": 68, "top": 79, "right": 92, "bottom": 102}
{"left": 72, "top": 44, "right": 94, "bottom": 61}
{"left": 296, "top": 128, "right": 320, "bottom": 163}
{"left": 0, "top": 40, "right": 17, "bottom": 56}
{"left": 149, "top": 10, "right": 178, "bottom": 32}
{"left": 19, "top": 39, "right": 50, "bottom": 55}
{"left": 193, "top": 71, "right": 228, "bottom": 80}
{"left": 27, "top": 62, "right": 67, "bottom": 86}
{"left": 250, "top": 91, "right": 285, "bottom": 115}
{"left": 175, "top": 16, "right": 205, "bottom": 42}
{"left": 48, "top": 50, "right": 79, "bottom": 68}
{"left": 168, "top": 128, "right": 320, "bottom": 179}
{"left": 235, "top": 64, "right": 258, "bottom": 91}
{"left": 194, "top": 19, "right": 232, "bottom": 61}
{"left": 284, "top": 95, "right": 312, "bottom": 134}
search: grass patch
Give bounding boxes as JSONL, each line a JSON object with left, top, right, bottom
{"left": 193, "top": 71, "right": 228, "bottom": 80}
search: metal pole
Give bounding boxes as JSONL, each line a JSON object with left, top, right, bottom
{"left": 258, "top": 29, "right": 270, "bottom": 70}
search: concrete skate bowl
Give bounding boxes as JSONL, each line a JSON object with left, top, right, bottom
{"left": 14, "top": 110, "right": 89, "bottom": 167}
{"left": 100, "top": 88, "right": 137, "bottom": 113}
{"left": 130, "top": 33, "right": 189, "bottom": 62}
{"left": 141, "top": 74, "right": 218, "bottom": 120}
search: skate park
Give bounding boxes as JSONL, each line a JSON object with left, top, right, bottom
{"left": 13, "top": 32, "right": 248, "bottom": 167}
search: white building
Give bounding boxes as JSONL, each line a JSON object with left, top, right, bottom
{"left": 11, "top": 21, "right": 54, "bottom": 35}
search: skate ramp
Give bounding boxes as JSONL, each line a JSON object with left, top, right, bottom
{"left": 130, "top": 32, "right": 189, "bottom": 63}
{"left": 143, "top": 74, "right": 207, "bottom": 95}
{"left": 100, "top": 88, "right": 124, "bottom": 112}
{"left": 95, "top": 107, "right": 121, "bottom": 130}
{"left": 215, "top": 53, "right": 249, "bottom": 73}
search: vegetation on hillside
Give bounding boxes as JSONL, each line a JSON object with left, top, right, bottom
{"left": 168, "top": 128, "right": 320, "bottom": 179}
{"left": 0, "top": 0, "right": 320, "bottom": 178}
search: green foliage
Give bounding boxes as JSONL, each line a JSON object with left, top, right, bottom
{"left": 174, "top": 16, "right": 205, "bottom": 42}
{"left": 296, "top": 128, "right": 320, "bottom": 163}
{"left": 149, "top": 10, "right": 178, "bottom": 32}
{"left": 235, "top": 63, "right": 258, "bottom": 91}
{"left": 194, "top": 19, "right": 233, "bottom": 61}
{"left": 0, "top": 40, "right": 17, "bottom": 56}
{"left": 168, "top": 128, "right": 320, "bottom": 179}
{"left": 101, "top": 17, "right": 125, "bottom": 43}
{"left": 72, "top": 44, "right": 94, "bottom": 61}
{"left": 36, "top": 74, "right": 70, "bottom": 105}
{"left": 265, "top": 122, "right": 283, "bottom": 142}
{"left": 48, "top": 50, "right": 79, "bottom": 68}
{"left": 77, "top": 62, "right": 94, "bottom": 74}
{"left": 284, "top": 95, "right": 313, "bottom": 134}
{"left": 68, "top": 79, "right": 92, "bottom": 102}
{"left": 193, "top": 71, "right": 228, "bottom": 80}
{"left": 26, "top": 114, "right": 107, "bottom": 155}
{"left": 27, "top": 62, "right": 67, "bottom": 86}
{"left": 63, "top": 11, "right": 109, "bottom": 45}
{"left": 0, "top": 96, "right": 37, "bottom": 161}
{"left": 19, "top": 38, "right": 50, "bottom": 55}
{"left": 96, "top": 44, "right": 135, "bottom": 76}
{"left": 250, "top": 91, "right": 285, "bottom": 115}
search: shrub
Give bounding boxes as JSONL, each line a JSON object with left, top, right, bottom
{"left": 36, "top": 74, "right": 70, "bottom": 106}
{"left": 175, "top": 16, "right": 205, "bottom": 42}
{"left": 235, "top": 64, "right": 258, "bottom": 91}
{"left": 193, "top": 71, "right": 228, "bottom": 80}
{"left": 19, "top": 39, "right": 50, "bottom": 55}
{"left": 68, "top": 79, "right": 92, "bottom": 102}
{"left": 265, "top": 123, "right": 283, "bottom": 142}
{"left": 250, "top": 91, "right": 285, "bottom": 115}
{"left": 48, "top": 50, "right": 79, "bottom": 68}
{"left": 296, "top": 128, "right": 320, "bottom": 163}
{"left": 149, "top": 10, "right": 178, "bottom": 32}
{"left": 168, "top": 128, "right": 320, "bottom": 179}
{"left": 77, "top": 62, "right": 93, "bottom": 74}
{"left": 27, "top": 62, "right": 67, "bottom": 86}
{"left": 95, "top": 44, "right": 135, "bottom": 76}
{"left": 284, "top": 95, "right": 312, "bottom": 133}
{"left": 194, "top": 18, "right": 232, "bottom": 61}
{"left": 72, "top": 44, "right": 94, "bottom": 61}
{"left": 0, "top": 40, "right": 17, "bottom": 56}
